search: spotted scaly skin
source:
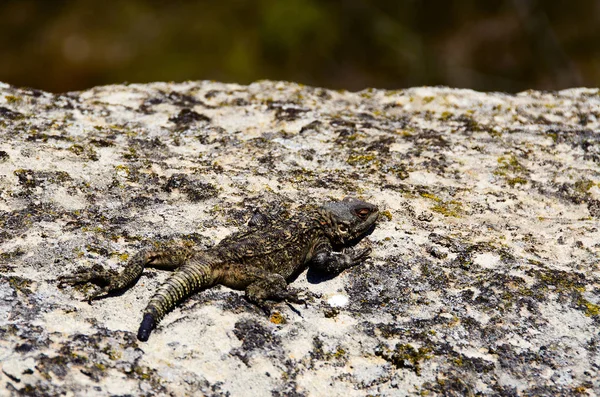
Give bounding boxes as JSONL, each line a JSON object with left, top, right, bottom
{"left": 59, "top": 197, "right": 379, "bottom": 341}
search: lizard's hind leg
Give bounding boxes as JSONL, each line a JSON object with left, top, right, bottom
{"left": 245, "top": 274, "right": 306, "bottom": 305}
{"left": 218, "top": 265, "right": 306, "bottom": 313}
{"left": 59, "top": 248, "right": 192, "bottom": 301}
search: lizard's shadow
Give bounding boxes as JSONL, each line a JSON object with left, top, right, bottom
{"left": 305, "top": 267, "right": 338, "bottom": 284}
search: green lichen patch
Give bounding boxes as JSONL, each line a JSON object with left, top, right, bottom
{"left": 69, "top": 144, "right": 85, "bottom": 156}
{"left": 420, "top": 192, "right": 464, "bottom": 218}
{"left": 529, "top": 268, "right": 585, "bottom": 294}
{"left": 346, "top": 152, "right": 379, "bottom": 167}
{"left": 309, "top": 337, "right": 349, "bottom": 366}
{"left": 288, "top": 167, "right": 316, "bottom": 185}
{"left": 5, "top": 95, "right": 22, "bottom": 104}
{"left": 578, "top": 297, "right": 600, "bottom": 317}
{"left": 68, "top": 144, "right": 99, "bottom": 161}
{"left": 113, "top": 164, "right": 139, "bottom": 184}
{"left": 14, "top": 169, "right": 72, "bottom": 188}
{"left": 7, "top": 276, "right": 33, "bottom": 294}
{"left": 525, "top": 267, "right": 599, "bottom": 317}
{"left": 574, "top": 179, "right": 595, "bottom": 194}
{"left": 122, "top": 147, "right": 138, "bottom": 160}
{"left": 380, "top": 210, "right": 393, "bottom": 221}
{"left": 549, "top": 178, "right": 599, "bottom": 206}
{"left": 90, "top": 138, "right": 115, "bottom": 147}
{"left": 1, "top": 247, "right": 25, "bottom": 261}
{"left": 375, "top": 343, "right": 433, "bottom": 375}
{"left": 0, "top": 203, "right": 62, "bottom": 237}
{"left": 381, "top": 163, "right": 409, "bottom": 180}
{"left": 26, "top": 130, "right": 74, "bottom": 143}
{"left": 163, "top": 173, "right": 219, "bottom": 202}
{"left": 493, "top": 153, "right": 530, "bottom": 187}
{"left": 431, "top": 200, "right": 463, "bottom": 218}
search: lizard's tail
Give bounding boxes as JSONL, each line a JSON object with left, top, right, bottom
{"left": 137, "top": 259, "right": 216, "bottom": 341}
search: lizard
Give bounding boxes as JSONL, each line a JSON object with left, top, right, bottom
{"left": 59, "top": 197, "right": 379, "bottom": 342}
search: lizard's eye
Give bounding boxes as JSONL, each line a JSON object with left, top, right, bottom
{"left": 355, "top": 208, "right": 371, "bottom": 220}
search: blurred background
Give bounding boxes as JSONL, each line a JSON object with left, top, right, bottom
{"left": 0, "top": 0, "right": 597, "bottom": 93}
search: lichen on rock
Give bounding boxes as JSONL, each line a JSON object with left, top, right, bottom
{"left": 0, "top": 81, "right": 599, "bottom": 396}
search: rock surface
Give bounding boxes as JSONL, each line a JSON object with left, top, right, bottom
{"left": 0, "top": 81, "right": 599, "bottom": 396}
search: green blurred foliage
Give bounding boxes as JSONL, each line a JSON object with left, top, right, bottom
{"left": 0, "top": 0, "right": 597, "bottom": 92}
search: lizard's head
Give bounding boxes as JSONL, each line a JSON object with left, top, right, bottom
{"left": 320, "top": 197, "right": 379, "bottom": 245}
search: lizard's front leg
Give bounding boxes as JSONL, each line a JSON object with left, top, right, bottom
{"left": 309, "top": 240, "right": 371, "bottom": 274}
{"left": 58, "top": 248, "right": 192, "bottom": 301}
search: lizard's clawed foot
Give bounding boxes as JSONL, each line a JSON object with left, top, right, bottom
{"left": 57, "top": 264, "right": 118, "bottom": 302}
{"left": 277, "top": 287, "right": 307, "bottom": 305}
{"left": 254, "top": 289, "right": 311, "bottom": 315}
{"left": 342, "top": 246, "right": 372, "bottom": 265}
{"left": 58, "top": 264, "right": 110, "bottom": 284}
{"left": 246, "top": 284, "right": 311, "bottom": 311}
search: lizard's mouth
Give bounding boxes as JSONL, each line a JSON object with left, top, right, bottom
{"left": 345, "top": 206, "right": 379, "bottom": 244}
{"left": 361, "top": 209, "right": 379, "bottom": 233}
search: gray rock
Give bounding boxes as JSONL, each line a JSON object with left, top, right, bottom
{"left": 0, "top": 81, "right": 599, "bottom": 396}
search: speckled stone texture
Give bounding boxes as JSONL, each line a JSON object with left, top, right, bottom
{"left": 0, "top": 81, "right": 599, "bottom": 396}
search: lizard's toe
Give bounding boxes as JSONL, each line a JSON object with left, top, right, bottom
{"left": 281, "top": 288, "right": 311, "bottom": 305}
{"left": 257, "top": 301, "right": 274, "bottom": 316}
{"left": 83, "top": 285, "right": 113, "bottom": 302}
{"left": 350, "top": 247, "right": 372, "bottom": 263}
{"left": 58, "top": 273, "right": 94, "bottom": 286}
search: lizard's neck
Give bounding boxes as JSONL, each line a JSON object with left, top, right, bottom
{"left": 314, "top": 207, "right": 339, "bottom": 242}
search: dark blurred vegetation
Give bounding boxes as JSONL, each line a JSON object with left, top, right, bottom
{"left": 0, "top": 0, "right": 597, "bottom": 93}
